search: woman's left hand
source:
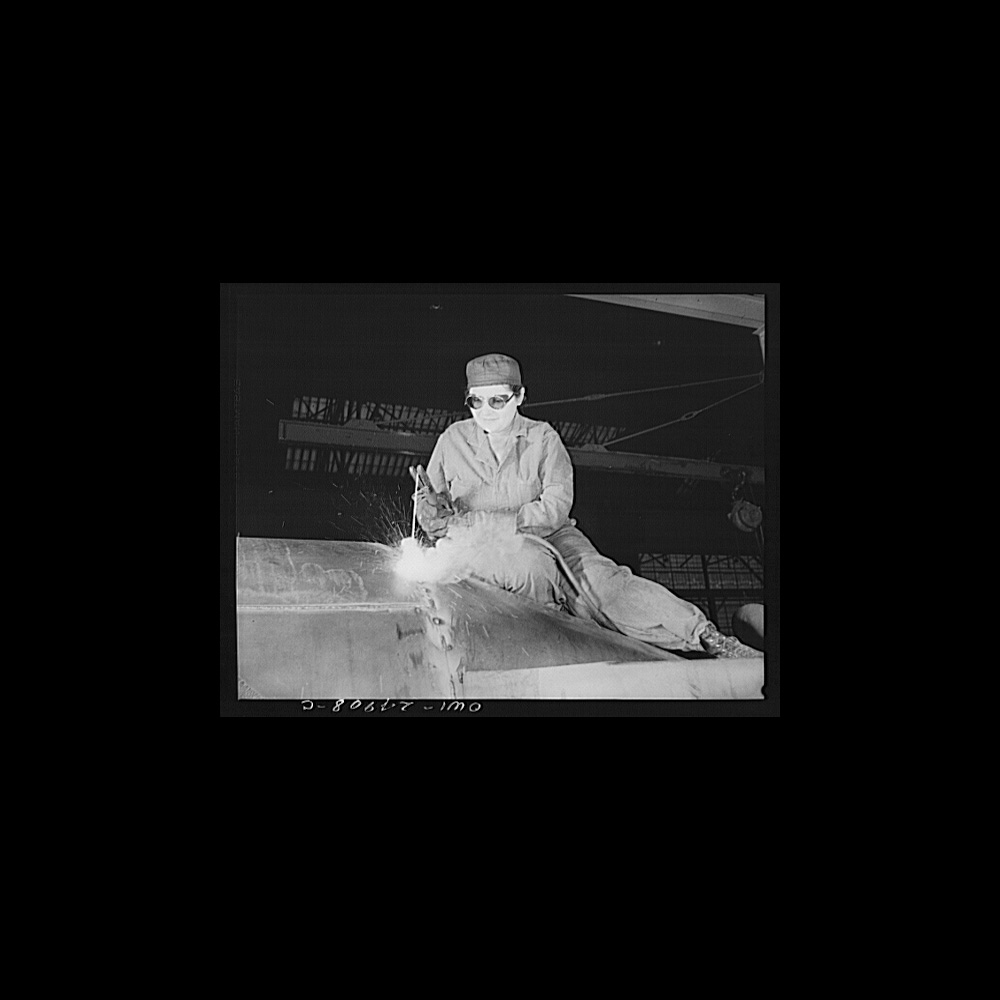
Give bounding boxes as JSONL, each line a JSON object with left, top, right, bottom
{"left": 448, "top": 510, "right": 518, "bottom": 534}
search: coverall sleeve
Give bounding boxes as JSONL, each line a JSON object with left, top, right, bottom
{"left": 424, "top": 431, "right": 449, "bottom": 494}
{"left": 516, "top": 428, "right": 575, "bottom": 536}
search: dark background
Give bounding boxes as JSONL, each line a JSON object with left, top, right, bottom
{"left": 222, "top": 282, "right": 775, "bottom": 574}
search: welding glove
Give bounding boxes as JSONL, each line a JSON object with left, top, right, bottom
{"left": 415, "top": 488, "right": 455, "bottom": 540}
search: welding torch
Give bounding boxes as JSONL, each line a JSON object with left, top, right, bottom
{"left": 408, "top": 465, "right": 454, "bottom": 539}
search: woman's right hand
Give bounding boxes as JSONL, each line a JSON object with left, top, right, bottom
{"left": 414, "top": 486, "right": 454, "bottom": 539}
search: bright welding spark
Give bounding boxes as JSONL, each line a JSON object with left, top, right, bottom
{"left": 394, "top": 537, "right": 449, "bottom": 583}
{"left": 394, "top": 520, "right": 528, "bottom": 587}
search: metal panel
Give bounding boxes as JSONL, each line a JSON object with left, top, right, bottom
{"left": 235, "top": 537, "right": 731, "bottom": 701}
{"left": 237, "top": 537, "right": 457, "bottom": 699}
{"left": 464, "top": 658, "right": 763, "bottom": 699}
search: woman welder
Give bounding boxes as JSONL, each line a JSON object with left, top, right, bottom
{"left": 414, "top": 353, "right": 762, "bottom": 659}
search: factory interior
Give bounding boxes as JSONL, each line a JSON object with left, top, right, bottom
{"left": 221, "top": 284, "right": 778, "bottom": 716}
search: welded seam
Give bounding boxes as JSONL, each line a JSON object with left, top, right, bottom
{"left": 414, "top": 583, "right": 464, "bottom": 698}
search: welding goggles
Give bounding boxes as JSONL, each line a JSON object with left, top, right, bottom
{"left": 465, "top": 392, "right": 516, "bottom": 410}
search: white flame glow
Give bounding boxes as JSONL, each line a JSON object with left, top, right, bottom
{"left": 393, "top": 521, "right": 534, "bottom": 586}
{"left": 394, "top": 536, "right": 450, "bottom": 582}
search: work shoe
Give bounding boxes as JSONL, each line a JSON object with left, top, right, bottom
{"left": 698, "top": 622, "right": 763, "bottom": 658}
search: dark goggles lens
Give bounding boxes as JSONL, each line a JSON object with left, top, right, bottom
{"left": 466, "top": 393, "right": 514, "bottom": 410}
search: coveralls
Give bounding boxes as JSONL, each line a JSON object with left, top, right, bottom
{"left": 424, "top": 411, "right": 709, "bottom": 652}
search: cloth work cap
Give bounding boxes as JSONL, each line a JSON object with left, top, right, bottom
{"left": 466, "top": 353, "right": 522, "bottom": 389}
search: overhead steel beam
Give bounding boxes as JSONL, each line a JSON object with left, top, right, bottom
{"left": 569, "top": 293, "right": 764, "bottom": 329}
{"left": 565, "top": 445, "right": 763, "bottom": 484}
{"left": 281, "top": 418, "right": 434, "bottom": 455}
{"left": 278, "top": 419, "right": 763, "bottom": 484}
